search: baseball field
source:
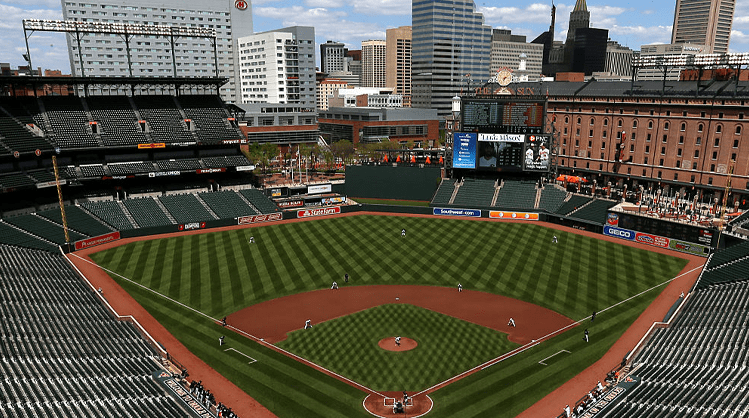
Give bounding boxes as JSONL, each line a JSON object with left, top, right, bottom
{"left": 87, "top": 214, "right": 689, "bottom": 417}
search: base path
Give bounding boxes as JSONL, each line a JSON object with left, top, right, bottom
{"left": 228, "top": 285, "right": 574, "bottom": 345}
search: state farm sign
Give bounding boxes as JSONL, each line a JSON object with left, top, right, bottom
{"left": 297, "top": 206, "right": 341, "bottom": 218}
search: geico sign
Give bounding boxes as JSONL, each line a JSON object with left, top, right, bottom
{"left": 298, "top": 206, "right": 341, "bottom": 218}
{"left": 605, "top": 226, "right": 634, "bottom": 240}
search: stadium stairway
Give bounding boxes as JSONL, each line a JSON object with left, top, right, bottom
{"left": 117, "top": 201, "right": 140, "bottom": 229}
{"left": 490, "top": 180, "right": 502, "bottom": 206}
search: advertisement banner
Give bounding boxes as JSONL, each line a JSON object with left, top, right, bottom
{"left": 432, "top": 208, "right": 481, "bottom": 217}
{"left": 74, "top": 231, "right": 121, "bottom": 250}
{"left": 452, "top": 133, "right": 477, "bottom": 169}
{"left": 196, "top": 168, "right": 226, "bottom": 174}
{"left": 489, "top": 211, "right": 540, "bottom": 220}
{"left": 271, "top": 188, "right": 283, "bottom": 197}
{"left": 606, "top": 212, "right": 619, "bottom": 226}
{"left": 36, "top": 179, "right": 67, "bottom": 189}
{"left": 307, "top": 184, "right": 332, "bottom": 194}
{"left": 238, "top": 212, "right": 283, "bottom": 225}
{"left": 298, "top": 206, "right": 341, "bottom": 218}
{"left": 635, "top": 232, "right": 669, "bottom": 248}
{"left": 478, "top": 133, "right": 525, "bottom": 142}
{"left": 137, "top": 143, "right": 166, "bottom": 149}
{"left": 235, "top": 165, "right": 255, "bottom": 172}
{"left": 669, "top": 239, "right": 710, "bottom": 256}
{"left": 148, "top": 171, "right": 180, "bottom": 178}
{"left": 277, "top": 200, "right": 304, "bottom": 209}
{"left": 322, "top": 197, "right": 346, "bottom": 205}
{"left": 603, "top": 225, "right": 636, "bottom": 241}
{"left": 523, "top": 134, "right": 550, "bottom": 172}
{"left": 178, "top": 222, "right": 206, "bottom": 231}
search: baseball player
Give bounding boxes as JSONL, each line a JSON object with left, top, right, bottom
{"left": 305, "top": 319, "right": 312, "bottom": 329}
{"left": 249, "top": 236, "right": 255, "bottom": 244}
{"left": 219, "top": 336, "right": 225, "bottom": 346}
{"left": 395, "top": 336, "right": 401, "bottom": 347}
{"left": 331, "top": 281, "right": 338, "bottom": 290}
{"left": 401, "top": 228, "right": 406, "bottom": 237}
{"left": 344, "top": 273, "right": 349, "bottom": 283}
{"left": 584, "top": 328, "right": 589, "bottom": 342}
{"left": 552, "top": 235, "right": 558, "bottom": 243}
{"left": 508, "top": 317, "right": 516, "bottom": 327}
{"left": 458, "top": 283, "right": 463, "bottom": 292}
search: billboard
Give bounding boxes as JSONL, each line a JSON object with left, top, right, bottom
{"left": 298, "top": 206, "right": 341, "bottom": 218}
{"left": 489, "top": 211, "right": 539, "bottom": 220}
{"left": 454, "top": 132, "right": 549, "bottom": 172}
{"left": 461, "top": 98, "right": 545, "bottom": 134}
{"left": 432, "top": 208, "right": 481, "bottom": 217}
{"left": 452, "top": 133, "right": 477, "bottom": 169}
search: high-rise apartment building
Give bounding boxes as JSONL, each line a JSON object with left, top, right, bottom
{"left": 637, "top": 43, "right": 706, "bottom": 81}
{"left": 320, "top": 40, "right": 347, "bottom": 73}
{"left": 60, "top": 0, "right": 254, "bottom": 103}
{"left": 386, "top": 26, "right": 412, "bottom": 107}
{"left": 603, "top": 41, "right": 634, "bottom": 78}
{"left": 237, "top": 26, "right": 316, "bottom": 107}
{"left": 672, "top": 0, "right": 735, "bottom": 54}
{"left": 411, "top": 0, "right": 491, "bottom": 117}
{"left": 362, "top": 40, "right": 387, "bottom": 88}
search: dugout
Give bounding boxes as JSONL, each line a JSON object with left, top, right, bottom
{"left": 345, "top": 165, "right": 441, "bottom": 201}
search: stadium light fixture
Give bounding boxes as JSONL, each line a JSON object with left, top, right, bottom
{"left": 22, "top": 19, "right": 216, "bottom": 39}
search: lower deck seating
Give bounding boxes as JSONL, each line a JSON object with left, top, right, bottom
{"left": 555, "top": 195, "right": 592, "bottom": 215}
{"left": 80, "top": 201, "right": 134, "bottom": 231}
{"left": 37, "top": 205, "right": 114, "bottom": 237}
{"left": 538, "top": 184, "right": 567, "bottom": 213}
{"left": 239, "top": 188, "right": 279, "bottom": 214}
{"left": 0, "top": 222, "right": 57, "bottom": 251}
{"left": 122, "top": 198, "right": 173, "bottom": 228}
{"left": 0, "top": 244, "right": 185, "bottom": 417}
{"left": 431, "top": 179, "right": 456, "bottom": 205}
{"left": 158, "top": 194, "right": 216, "bottom": 223}
{"left": 4, "top": 214, "right": 86, "bottom": 245}
{"left": 452, "top": 178, "right": 496, "bottom": 207}
{"left": 569, "top": 199, "right": 617, "bottom": 225}
{"left": 494, "top": 180, "right": 536, "bottom": 210}
{"left": 199, "top": 191, "right": 258, "bottom": 218}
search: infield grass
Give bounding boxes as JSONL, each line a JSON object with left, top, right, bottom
{"left": 90, "top": 215, "right": 690, "bottom": 417}
{"left": 278, "top": 304, "right": 519, "bottom": 391}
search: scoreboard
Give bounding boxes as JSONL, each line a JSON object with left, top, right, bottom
{"left": 461, "top": 98, "right": 545, "bottom": 134}
{"left": 453, "top": 96, "right": 549, "bottom": 172}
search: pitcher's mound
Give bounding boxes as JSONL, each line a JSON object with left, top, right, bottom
{"left": 378, "top": 337, "right": 418, "bottom": 352}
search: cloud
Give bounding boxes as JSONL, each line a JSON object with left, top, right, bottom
{"left": 349, "top": 0, "right": 410, "bottom": 16}
{"left": 255, "top": 6, "right": 384, "bottom": 46}
{"left": 4, "top": 0, "right": 59, "bottom": 7}
{"left": 0, "top": 4, "right": 67, "bottom": 71}
{"left": 731, "top": 30, "right": 749, "bottom": 45}
{"left": 480, "top": 3, "right": 567, "bottom": 26}
{"left": 305, "top": 0, "right": 346, "bottom": 8}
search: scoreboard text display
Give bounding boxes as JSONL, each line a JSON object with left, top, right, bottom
{"left": 461, "top": 98, "right": 545, "bottom": 134}
{"left": 453, "top": 133, "right": 550, "bottom": 172}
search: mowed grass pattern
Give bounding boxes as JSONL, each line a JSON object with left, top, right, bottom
{"left": 278, "top": 304, "right": 519, "bottom": 391}
{"left": 90, "top": 215, "right": 690, "bottom": 417}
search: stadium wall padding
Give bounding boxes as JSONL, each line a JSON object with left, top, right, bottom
{"left": 345, "top": 165, "right": 441, "bottom": 201}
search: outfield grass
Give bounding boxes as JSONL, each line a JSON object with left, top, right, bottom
{"left": 278, "top": 304, "right": 519, "bottom": 391}
{"left": 90, "top": 215, "right": 689, "bottom": 417}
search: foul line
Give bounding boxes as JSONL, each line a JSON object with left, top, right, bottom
{"left": 71, "top": 252, "right": 704, "bottom": 400}
{"left": 224, "top": 348, "right": 257, "bottom": 364}
{"left": 413, "top": 262, "right": 705, "bottom": 397}
{"left": 68, "top": 252, "right": 387, "bottom": 399}
{"left": 539, "top": 350, "right": 571, "bottom": 366}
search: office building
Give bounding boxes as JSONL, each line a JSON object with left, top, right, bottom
{"left": 603, "top": 41, "right": 635, "bottom": 78}
{"left": 60, "top": 0, "right": 254, "bottom": 103}
{"left": 571, "top": 28, "right": 609, "bottom": 75}
{"left": 362, "top": 40, "right": 387, "bottom": 88}
{"left": 490, "top": 30, "right": 543, "bottom": 79}
{"left": 237, "top": 26, "right": 316, "bottom": 107}
{"left": 318, "top": 107, "right": 438, "bottom": 146}
{"left": 316, "top": 78, "right": 350, "bottom": 110}
{"left": 672, "top": 0, "right": 735, "bottom": 54}
{"left": 386, "top": 26, "right": 412, "bottom": 107}
{"left": 320, "top": 40, "right": 347, "bottom": 73}
{"left": 637, "top": 43, "right": 705, "bottom": 81}
{"left": 412, "top": 0, "right": 491, "bottom": 117}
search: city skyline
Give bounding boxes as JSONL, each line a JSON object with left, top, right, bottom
{"left": 1, "top": 0, "right": 748, "bottom": 75}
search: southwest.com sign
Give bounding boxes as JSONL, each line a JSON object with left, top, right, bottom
{"left": 432, "top": 208, "right": 481, "bottom": 217}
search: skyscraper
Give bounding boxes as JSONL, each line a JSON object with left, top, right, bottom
{"left": 411, "top": 0, "right": 491, "bottom": 117}
{"left": 672, "top": 0, "right": 735, "bottom": 54}
{"left": 60, "top": 0, "right": 254, "bottom": 103}
{"left": 362, "top": 40, "right": 387, "bottom": 88}
{"left": 386, "top": 26, "right": 412, "bottom": 106}
{"left": 320, "top": 41, "right": 347, "bottom": 74}
{"left": 237, "top": 26, "right": 316, "bottom": 106}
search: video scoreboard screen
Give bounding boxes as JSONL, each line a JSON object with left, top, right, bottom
{"left": 461, "top": 98, "right": 545, "bottom": 134}
{"left": 452, "top": 133, "right": 550, "bottom": 172}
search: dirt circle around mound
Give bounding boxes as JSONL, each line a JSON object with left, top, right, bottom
{"left": 378, "top": 337, "right": 418, "bottom": 352}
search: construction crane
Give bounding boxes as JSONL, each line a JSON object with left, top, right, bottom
{"left": 52, "top": 155, "right": 70, "bottom": 249}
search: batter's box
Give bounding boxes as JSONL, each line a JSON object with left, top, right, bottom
{"left": 538, "top": 349, "right": 571, "bottom": 366}
{"left": 224, "top": 347, "right": 258, "bottom": 365}
{"left": 384, "top": 397, "right": 413, "bottom": 407}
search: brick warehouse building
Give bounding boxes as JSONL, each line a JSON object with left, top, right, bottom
{"left": 507, "top": 80, "right": 749, "bottom": 204}
{"left": 318, "top": 107, "right": 439, "bottom": 147}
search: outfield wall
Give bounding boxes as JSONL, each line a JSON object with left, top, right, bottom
{"left": 345, "top": 165, "right": 441, "bottom": 201}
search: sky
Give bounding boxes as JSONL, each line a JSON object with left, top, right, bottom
{"left": 1, "top": 0, "right": 748, "bottom": 74}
